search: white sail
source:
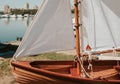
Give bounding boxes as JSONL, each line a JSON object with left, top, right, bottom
{"left": 14, "top": 0, "right": 75, "bottom": 58}
{"left": 82, "top": 0, "right": 120, "bottom": 52}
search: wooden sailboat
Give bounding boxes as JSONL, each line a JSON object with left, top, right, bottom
{"left": 11, "top": 0, "right": 120, "bottom": 84}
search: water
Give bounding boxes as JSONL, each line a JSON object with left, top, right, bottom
{"left": 0, "top": 16, "right": 33, "bottom": 43}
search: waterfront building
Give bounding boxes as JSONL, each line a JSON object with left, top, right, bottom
{"left": 24, "top": 3, "right": 29, "bottom": 10}
{"left": 4, "top": 5, "right": 11, "bottom": 13}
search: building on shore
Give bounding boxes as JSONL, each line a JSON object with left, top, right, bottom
{"left": 4, "top": 5, "right": 11, "bottom": 13}
{"left": 24, "top": 3, "right": 29, "bottom": 10}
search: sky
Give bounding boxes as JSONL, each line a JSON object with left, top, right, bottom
{"left": 0, "top": 0, "right": 42, "bottom": 11}
{"left": 0, "top": 0, "right": 74, "bottom": 11}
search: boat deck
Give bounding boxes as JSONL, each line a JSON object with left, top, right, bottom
{"left": 92, "top": 69, "right": 118, "bottom": 79}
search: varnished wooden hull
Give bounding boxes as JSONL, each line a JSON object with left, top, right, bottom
{"left": 11, "top": 60, "right": 120, "bottom": 84}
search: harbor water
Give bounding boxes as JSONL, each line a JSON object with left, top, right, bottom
{"left": 0, "top": 16, "right": 33, "bottom": 43}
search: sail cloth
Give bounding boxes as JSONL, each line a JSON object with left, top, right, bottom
{"left": 14, "top": 0, "right": 75, "bottom": 58}
{"left": 82, "top": 0, "right": 120, "bottom": 52}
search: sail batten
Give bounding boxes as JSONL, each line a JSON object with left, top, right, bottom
{"left": 14, "top": 0, "right": 75, "bottom": 58}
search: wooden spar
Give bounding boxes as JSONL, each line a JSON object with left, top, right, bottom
{"left": 82, "top": 48, "right": 120, "bottom": 56}
{"left": 74, "top": 0, "right": 81, "bottom": 75}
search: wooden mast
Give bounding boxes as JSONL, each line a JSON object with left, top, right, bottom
{"left": 74, "top": 0, "right": 81, "bottom": 75}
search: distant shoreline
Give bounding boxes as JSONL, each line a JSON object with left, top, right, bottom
{"left": 5, "top": 40, "right": 21, "bottom": 46}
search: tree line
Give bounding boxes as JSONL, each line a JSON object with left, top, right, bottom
{"left": 0, "top": 9, "right": 38, "bottom": 15}
{"left": 0, "top": 9, "right": 74, "bottom": 15}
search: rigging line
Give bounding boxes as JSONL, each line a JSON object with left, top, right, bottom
{"left": 91, "top": 0, "right": 97, "bottom": 50}
{"left": 87, "top": 51, "right": 93, "bottom": 71}
{"left": 77, "top": 0, "right": 86, "bottom": 50}
{"left": 77, "top": 57, "right": 93, "bottom": 78}
{"left": 78, "top": 0, "right": 83, "bottom": 53}
{"left": 100, "top": 1, "right": 117, "bottom": 48}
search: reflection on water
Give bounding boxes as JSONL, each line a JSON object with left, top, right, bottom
{"left": 0, "top": 16, "right": 33, "bottom": 43}
{"left": 4, "top": 18, "right": 10, "bottom": 25}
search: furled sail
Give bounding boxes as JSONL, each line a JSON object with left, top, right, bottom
{"left": 14, "top": 0, "right": 75, "bottom": 58}
{"left": 82, "top": 0, "right": 120, "bottom": 52}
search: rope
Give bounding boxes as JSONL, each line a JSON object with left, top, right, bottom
{"left": 74, "top": 56, "right": 93, "bottom": 78}
{"left": 87, "top": 51, "right": 93, "bottom": 72}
